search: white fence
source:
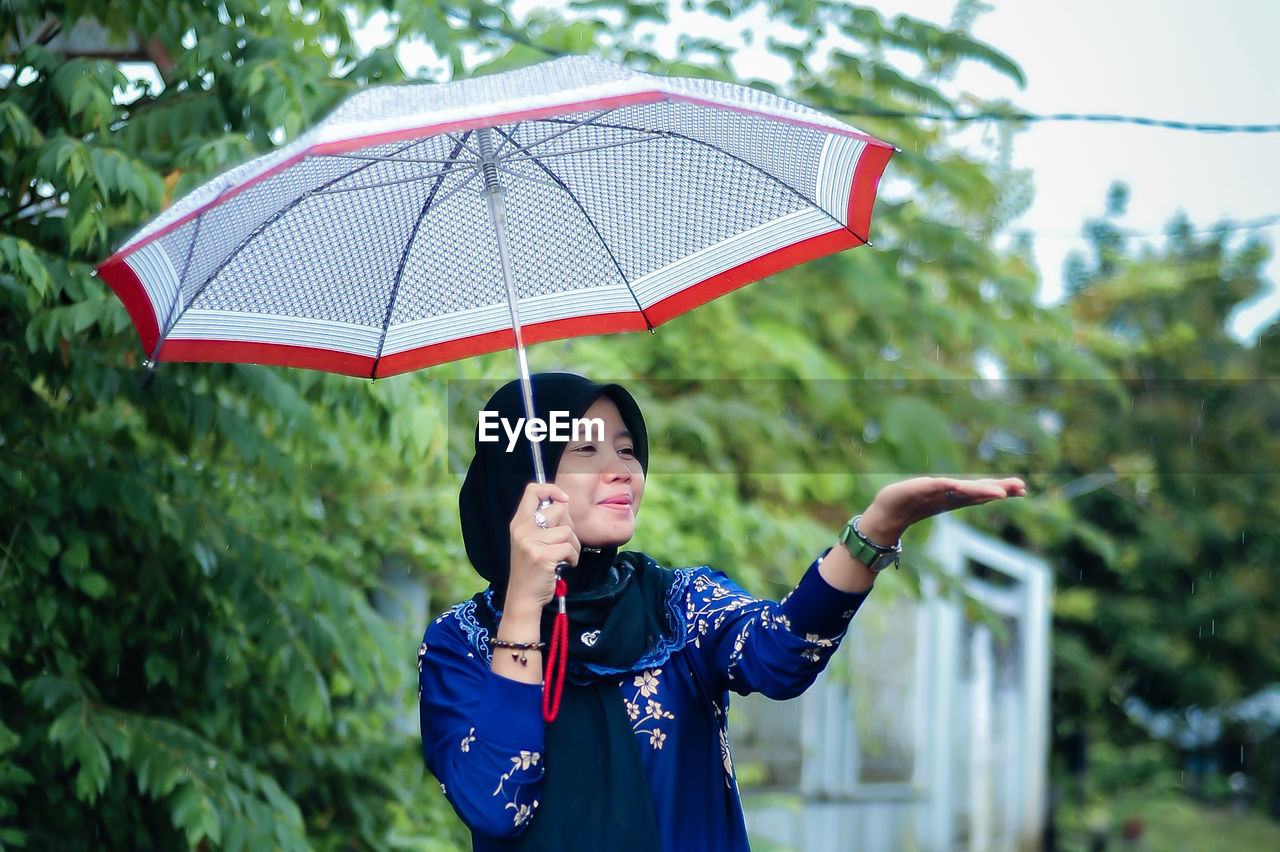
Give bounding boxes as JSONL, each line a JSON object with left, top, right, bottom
{"left": 738, "top": 517, "right": 1052, "bottom": 852}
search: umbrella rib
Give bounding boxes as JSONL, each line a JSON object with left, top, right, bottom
{"left": 443, "top": 131, "right": 482, "bottom": 160}
{"left": 310, "top": 167, "right": 473, "bottom": 196}
{"left": 164, "top": 141, "right": 425, "bottom": 341}
{"left": 493, "top": 126, "right": 653, "bottom": 332}
{"left": 373, "top": 132, "right": 474, "bottom": 378}
{"left": 496, "top": 164, "right": 571, "bottom": 194}
{"left": 166, "top": 200, "right": 212, "bottom": 335}
{"left": 322, "top": 153, "right": 480, "bottom": 166}
{"left": 419, "top": 170, "right": 482, "bottom": 209}
{"left": 505, "top": 108, "right": 623, "bottom": 155}
{"left": 493, "top": 122, "right": 523, "bottom": 157}
{"left": 498, "top": 134, "right": 667, "bottom": 164}
{"left": 541, "top": 117, "right": 867, "bottom": 243}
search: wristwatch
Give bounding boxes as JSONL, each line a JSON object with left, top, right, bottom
{"left": 837, "top": 514, "right": 902, "bottom": 573}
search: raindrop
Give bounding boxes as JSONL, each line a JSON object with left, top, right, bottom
{"left": 1241, "top": 746, "right": 1245, "bottom": 764}
{"left": 862, "top": 419, "right": 882, "bottom": 443}
{"left": 1211, "top": 620, "right": 1214, "bottom": 635}
{"left": 1198, "top": 626, "right": 1202, "bottom": 638}
{"left": 1191, "top": 582, "right": 1195, "bottom": 594}
{"left": 115, "top": 663, "right": 120, "bottom": 678}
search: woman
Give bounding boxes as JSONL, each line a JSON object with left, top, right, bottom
{"left": 417, "top": 373, "right": 1024, "bottom": 851}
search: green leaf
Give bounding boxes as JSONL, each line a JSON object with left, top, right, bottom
{"left": 60, "top": 537, "right": 89, "bottom": 571}
{"left": 77, "top": 572, "right": 112, "bottom": 600}
{"left": 0, "top": 827, "right": 28, "bottom": 847}
{"left": 0, "top": 718, "right": 20, "bottom": 754}
{"left": 171, "top": 783, "right": 222, "bottom": 847}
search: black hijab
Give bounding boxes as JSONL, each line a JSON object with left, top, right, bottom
{"left": 459, "top": 372, "right": 649, "bottom": 592}
{"left": 457, "top": 373, "right": 677, "bottom": 851}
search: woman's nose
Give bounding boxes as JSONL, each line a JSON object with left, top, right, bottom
{"left": 602, "top": 451, "right": 633, "bottom": 479}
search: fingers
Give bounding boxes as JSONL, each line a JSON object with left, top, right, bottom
{"left": 530, "top": 524, "right": 582, "bottom": 564}
{"left": 509, "top": 480, "right": 581, "bottom": 578}
{"left": 952, "top": 477, "right": 1027, "bottom": 499}
{"left": 514, "top": 481, "right": 570, "bottom": 518}
{"left": 934, "top": 477, "right": 1027, "bottom": 513}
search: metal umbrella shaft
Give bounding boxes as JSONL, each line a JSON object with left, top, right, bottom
{"left": 477, "top": 128, "right": 549, "bottom": 486}
{"left": 479, "top": 127, "right": 571, "bottom": 723}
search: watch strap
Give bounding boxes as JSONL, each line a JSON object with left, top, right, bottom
{"left": 838, "top": 515, "right": 902, "bottom": 573}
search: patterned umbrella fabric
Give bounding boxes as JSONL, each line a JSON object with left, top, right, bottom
{"left": 98, "top": 55, "right": 895, "bottom": 381}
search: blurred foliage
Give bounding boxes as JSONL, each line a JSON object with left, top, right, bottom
{"left": 4, "top": 0, "right": 1276, "bottom": 847}
{"left": 1042, "top": 184, "right": 1280, "bottom": 814}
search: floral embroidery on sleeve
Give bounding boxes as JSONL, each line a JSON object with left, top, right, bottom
{"left": 800, "top": 632, "right": 838, "bottom": 663}
{"left": 624, "top": 668, "right": 675, "bottom": 751}
{"left": 493, "top": 750, "right": 542, "bottom": 795}
{"left": 492, "top": 749, "right": 543, "bottom": 828}
{"left": 508, "top": 800, "right": 538, "bottom": 829}
{"left": 686, "top": 574, "right": 751, "bottom": 648}
{"left": 725, "top": 622, "right": 752, "bottom": 681}
{"left": 712, "top": 696, "right": 737, "bottom": 790}
{"left": 759, "top": 604, "right": 791, "bottom": 631}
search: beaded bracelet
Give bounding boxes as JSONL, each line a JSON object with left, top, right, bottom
{"left": 491, "top": 639, "right": 547, "bottom": 666}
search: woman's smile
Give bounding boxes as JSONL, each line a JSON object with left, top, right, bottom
{"left": 553, "top": 396, "right": 645, "bottom": 547}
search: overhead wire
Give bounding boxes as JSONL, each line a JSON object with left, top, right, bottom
{"left": 1009, "top": 213, "right": 1280, "bottom": 243}
{"left": 840, "top": 109, "right": 1280, "bottom": 134}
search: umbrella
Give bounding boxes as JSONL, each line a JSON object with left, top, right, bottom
{"left": 97, "top": 54, "right": 893, "bottom": 474}
{"left": 97, "top": 55, "right": 895, "bottom": 718}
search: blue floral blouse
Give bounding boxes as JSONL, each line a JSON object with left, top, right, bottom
{"left": 417, "top": 553, "right": 869, "bottom": 851}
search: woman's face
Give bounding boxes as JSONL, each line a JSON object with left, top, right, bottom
{"left": 553, "top": 396, "right": 645, "bottom": 547}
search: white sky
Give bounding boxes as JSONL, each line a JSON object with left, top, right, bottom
{"left": 874, "top": 0, "right": 1280, "bottom": 339}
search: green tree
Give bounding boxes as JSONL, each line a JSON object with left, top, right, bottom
{"left": 3, "top": 0, "right": 1084, "bottom": 847}
{"left": 1, "top": 1, "right": 470, "bottom": 847}
{"left": 1043, "top": 185, "right": 1280, "bottom": 806}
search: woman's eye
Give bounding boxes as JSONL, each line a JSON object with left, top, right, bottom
{"left": 618, "top": 446, "right": 635, "bottom": 457}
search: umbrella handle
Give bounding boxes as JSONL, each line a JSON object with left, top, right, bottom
{"left": 534, "top": 498, "right": 571, "bottom": 575}
{"left": 534, "top": 494, "right": 570, "bottom": 722}
{"left": 542, "top": 575, "right": 569, "bottom": 722}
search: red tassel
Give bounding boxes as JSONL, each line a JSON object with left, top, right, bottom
{"left": 542, "top": 577, "right": 569, "bottom": 722}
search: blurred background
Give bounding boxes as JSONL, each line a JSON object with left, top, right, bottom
{"left": 3, "top": 1, "right": 1278, "bottom": 849}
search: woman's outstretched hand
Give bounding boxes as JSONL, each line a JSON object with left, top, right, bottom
{"left": 857, "top": 476, "right": 1027, "bottom": 546}
{"left": 819, "top": 476, "right": 1026, "bottom": 593}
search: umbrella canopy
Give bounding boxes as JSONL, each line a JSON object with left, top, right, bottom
{"left": 97, "top": 55, "right": 894, "bottom": 381}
